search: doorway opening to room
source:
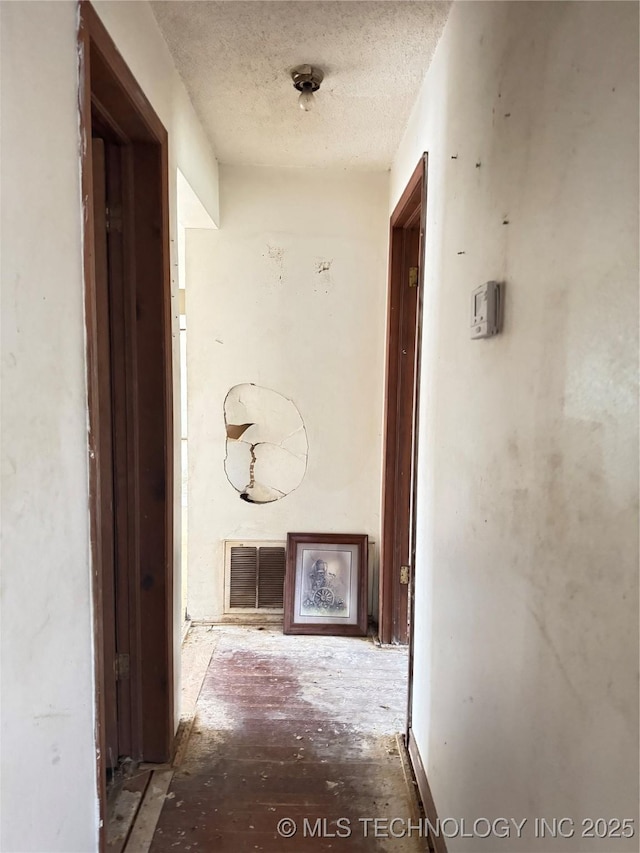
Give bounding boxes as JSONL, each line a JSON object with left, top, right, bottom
{"left": 175, "top": 169, "right": 218, "bottom": 638}
{"left": 79, "top": 4, "right": 174, "bottom": 847}
{"left": 177, "top": 178, "right": 190, "bottom": 636}
{"left": 379, "top": 156, "right": 427, "bottom": 662}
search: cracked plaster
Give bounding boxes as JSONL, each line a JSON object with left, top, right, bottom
{"left": 224, "top": 384, "right": 308, "bottom": 503}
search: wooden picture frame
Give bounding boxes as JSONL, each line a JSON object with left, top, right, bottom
{"left": 283, "top": 533, "right": 368, "bottom": 636}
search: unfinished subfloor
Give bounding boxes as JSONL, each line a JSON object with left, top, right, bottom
{"left": 141, "top": 624, "right": 422, "bottom": 852}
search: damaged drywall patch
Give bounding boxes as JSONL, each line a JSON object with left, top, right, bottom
{"left": 224, "top": 383, "right": 308, "bottom": 503}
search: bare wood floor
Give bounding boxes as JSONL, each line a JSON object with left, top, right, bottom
{"left": 148, "top": 625, "right": 422, "bottom": 852}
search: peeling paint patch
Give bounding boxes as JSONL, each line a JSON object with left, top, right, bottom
{"left": 224, "top": 384, "right": 308, "bottom": 503}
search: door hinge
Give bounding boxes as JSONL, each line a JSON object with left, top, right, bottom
{"left": 408, "top": 267, "right": 418, "bottom": 288}
{"left": 105, "top": 204, "right": 123, "bottom": 234}
{"left": 400, "top": 565, "right": 410, "bottom": 585}
{"left": 115, "top": 653, "right": 130, "bottom": 681}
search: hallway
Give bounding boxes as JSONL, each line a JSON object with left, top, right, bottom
{"left": 147, "top": 626, "right": 421, "bottom": 852}
{"left": 3, "top": 4, "right": 638, "bottom": 851}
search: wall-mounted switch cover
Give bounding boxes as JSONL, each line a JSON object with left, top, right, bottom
{"left": 471, "top": 280, "right": 502, "bottom": 339}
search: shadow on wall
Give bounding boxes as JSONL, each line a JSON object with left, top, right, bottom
{"left": 224, "top": 383, "right": 308, "bottom": 503}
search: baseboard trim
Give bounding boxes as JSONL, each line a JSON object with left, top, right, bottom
{"left": 192, "top": 615, "right": 284, "bottom": 626}
{"left": 407, "top": 729, "right": 448, "bottom": 853}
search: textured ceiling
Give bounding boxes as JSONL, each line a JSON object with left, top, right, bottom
{"left": 151, "top": 1, "right": 451, "bottom": 169}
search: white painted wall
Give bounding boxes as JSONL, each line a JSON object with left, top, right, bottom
{"left": 177, "top": 171, "right": 217, "bottom": 625}
{"left": 391, "top": 2, "right": 639, "bottom": 850}
{"left": 0, "top": 2, "right": 219, "bottom": 850}
{"left": 1, "top": 5, "right": 97, "bottom": 850}
{"left": 186, "top": 165, "right": 389, "bottom": 621}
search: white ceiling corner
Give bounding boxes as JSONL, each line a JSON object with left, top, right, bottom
{"left": 151, "top": 1, "right": 451, "bottom": 170}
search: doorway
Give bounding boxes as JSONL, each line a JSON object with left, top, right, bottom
{"left": 379, "top": 156, "right": 427, "bottom": 647}
{"left": 79, "top": 3, "right": 174, "bottom": 845}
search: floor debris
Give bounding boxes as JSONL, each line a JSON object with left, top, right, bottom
{"left": 141, "top": 625, "right": 421, "bottom": 852}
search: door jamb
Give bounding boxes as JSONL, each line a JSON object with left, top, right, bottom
{"left": 379, "top": 156, "right": 427, "bottom": 647}
{"left": 405, "top": 156, "right": 428, "bottom": 738}
{"left": 78, "top": 4, "right": 174, "bottom": 848}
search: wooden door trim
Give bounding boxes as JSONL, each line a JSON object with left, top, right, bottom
{"left": 90, "top": 136, "right": 121, "bottom": 766}
{"left": 379, "top": 156, "right": 426, "bottom": 646}
{"left": 406, "top": 156, "right": 428, "bottom": 736}
{"left": 79, "top": 4, "right": 174, "bottom": 848}
{"left": 407, "top": 729, "right": 447, "bottom": 853}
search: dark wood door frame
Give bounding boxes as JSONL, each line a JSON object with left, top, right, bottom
{"left": 79, "top": 4, "right": 174, "bottom": 847}
{"left": 379, "top": 155, "right": 427, "bottom": 646}
{"left": 90, "top": 135, "right": 122, "bottom": 768}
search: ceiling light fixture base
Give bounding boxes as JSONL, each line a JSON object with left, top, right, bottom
{"left": 291, "top": 64, "right": 324, "bottom": 93}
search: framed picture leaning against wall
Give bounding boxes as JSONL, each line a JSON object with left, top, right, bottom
{"left": 283, "top": 532, "right": 368, "bottom": 636}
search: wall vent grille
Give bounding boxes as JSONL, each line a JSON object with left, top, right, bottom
{"left": 224, "top": 541, "right": 286, "bottom": 613}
